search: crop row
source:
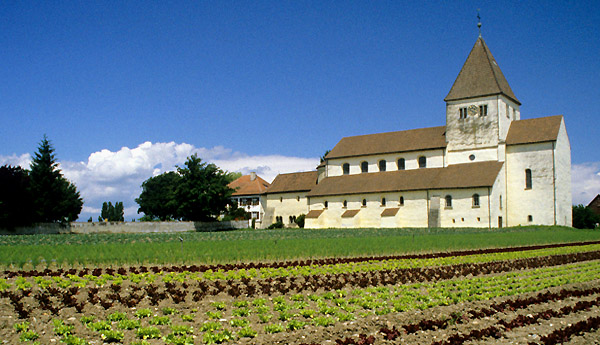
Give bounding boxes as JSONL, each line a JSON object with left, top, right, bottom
{"left": 7, "top": 262, "right": 600, "bottom": 345}
{"left": 3, "top": 244, "right": 600, "bottom": 293}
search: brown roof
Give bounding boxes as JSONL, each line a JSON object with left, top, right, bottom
{"left": 341, "top": 209, "right": 360, "bottom": 218}
{"left": 325, "top": 126, "right": 447, "bottom": 160}
{"left": 381, "top": 208, "right": 399, "bottom": 217}
{"left": 506, "top": 115, "right": 563, "bottom": 145}
{"left": 228, "top": 174, "right": 270, "bottom": 196}
{"left": 445, "top": 37, "right": 520, "bottom": 105}
{"left": 305, "top": 209, "right": 324, "bottom": 219}
{"left": 307, "top": 161, "right": 503, "bottom": 197}
{"left": 263, "top": 171, "right": 319, "bottom": 194}
{"left": 588, "top": 195, "right": 600, "bottom": 216}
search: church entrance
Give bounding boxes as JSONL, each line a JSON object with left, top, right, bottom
{"left": 428, "top": 196, "right": 440, "bottom": 228}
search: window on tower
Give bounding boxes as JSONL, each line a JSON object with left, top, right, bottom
{"left": 479, "top": 104, "right": 488, "bottom": 116}
{"left": 459, "top": 107, "right": 468, "bottom": 119}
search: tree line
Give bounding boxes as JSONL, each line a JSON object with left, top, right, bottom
{"left": 0, "top": 136, "right": 83, "bottom": 229}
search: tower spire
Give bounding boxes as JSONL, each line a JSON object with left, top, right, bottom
{"left": 477, "top": 9, "right": 482, "bottom": 37}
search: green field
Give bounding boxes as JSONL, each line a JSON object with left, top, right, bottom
{"left": 1, "top": 226, "right": 599, "bottom": 268}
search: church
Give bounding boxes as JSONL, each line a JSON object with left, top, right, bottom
{"left": 260, "top": 35, "right": 572, "bottom": 229}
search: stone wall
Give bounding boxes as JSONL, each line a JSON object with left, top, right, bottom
{"left": 0, "top": 220, "right": 249, "bottom": 235}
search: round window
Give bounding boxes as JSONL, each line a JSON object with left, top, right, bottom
{"left": 469, "top": 154, "right": 475, "bottom": 161}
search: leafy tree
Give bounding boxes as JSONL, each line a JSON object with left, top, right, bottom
{"left": 29, "top": 136, "right": 83, "bottom": 223}
{"left": 175, "top": 154, "right": 235, "bottom": 221}
{"left": 136, "top": 171, "right": 181, "bottom": 221}
{"left": 225, "top": 171, "right": 243, "bottom": 183}
{"left": 222, "top": 201, "right": 250, "bottom": 221}
{"left": 572, "top": 204, "right": 600, "bottom": 229}
{"left": 0, "top": 165, "right": 34, "bottom": 228}
{"left": 99, "top": 201, "right": 124, "bottom": 222}
{"left": 295, "top": 214, "right": 306, "bottom": 228}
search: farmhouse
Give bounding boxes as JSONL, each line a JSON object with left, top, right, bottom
{"left": 228, "top": 172, "right": 270, "bottom": 225}
{"left": 261, "top": 36, "right": 572, "bottom": 229}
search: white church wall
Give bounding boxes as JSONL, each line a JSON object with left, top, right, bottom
{"left": 554, "top": 120, "right": 572, "bottom": 226}
{"left": 433, "top": 188, "right": 490, "bottom": 228}
{"left": 497, "top": 96, "right": 520, "bottom": 142}
{"left": 326, "top": 149, "right": 445, "bottom": 177}
{"left": 446, "top": 96, "right": 500, "bottom": 151}
{"left": 262, "top": 192, "right": 309, "bottom": 228}
{"left": 446, "top": 147, "right": 498, "bottom": 165}
{"left": 506, "top": 142, "right": 555, "bottom": 226}
{"left": 489, "top": 164, "right": 507, "bottom": 228}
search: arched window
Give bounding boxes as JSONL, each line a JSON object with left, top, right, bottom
{"left": 378, "top": 160, "right": 386, "bottom": 172}
{"left": 381, "top": 197, "right": 386, "bottom": 206}
{"left": 397, "top": 158, "right": 405, "bottom": 170}
{"left": 472, "top": 194, "right": 480, "bottom": 207}
{"left": 418, "top": 156, "right": 426, "bottom": 168}
{"left": 445, "top": 195, "right": 452, "bottom": 208}
{"left": 289, "top": 216, "right": 293, "bottom": 224}
{"left": 361, "top": 161, "right": 368, "bottom": 173}
{"left": 324, "top": 201, "right": 328, "bottom": 208}
{"left": 362, "top": 199, "right": 367, "bottom": 207}
{"left": 399, "top": 196, "right": 404, "bottom": 206}
{"left": 525, "top": 169, "right": 532, "bottom": 189}
{"left": 343, "top": 200, "right": 347, "bottom": 208}
{"left": 342, "top": 163, "right": 350, "bottom": 175}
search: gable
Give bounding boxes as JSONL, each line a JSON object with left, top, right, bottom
{"left": 263, "top": 171, "right": 318, "bottom": 194}
{"left": 506, "top": 115, "right": 563, "bottom": 145}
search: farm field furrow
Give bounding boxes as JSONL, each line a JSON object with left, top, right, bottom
{"left": 2, "top": 247, "right": 600, "bottom": 344}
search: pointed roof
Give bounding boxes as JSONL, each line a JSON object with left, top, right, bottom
{"left": 228, "top": 174, "right": 270, "bottom": 196}
{"left": 445, "top": 37, "right": 520, "bottom": 105}
{"left": 505, "top": 115, "right": 563, "bottom": 145}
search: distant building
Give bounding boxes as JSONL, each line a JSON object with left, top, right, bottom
{"left": 228, "top": 172, "right": 270, "bottom": 224}
{"left": 260, "top": 35, "right": 572, "bottom": 229}
{"left": 588, "top": 195, "right": 600, "bottom": 217}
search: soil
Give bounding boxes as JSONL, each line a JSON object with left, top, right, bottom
{"left": 2, "top": 273, "right": 600, "bottom": 345}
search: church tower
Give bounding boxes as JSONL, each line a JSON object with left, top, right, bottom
{"left": 444, "top": 37, "right": 521, "bottom": 164}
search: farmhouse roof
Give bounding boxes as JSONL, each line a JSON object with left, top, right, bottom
{"left": 588, "top": 194, "right": 600, "bottom": 216}
{"left": 228, "top": 174, "right": 270, "bottom": 196}
{"left": 506, "top": 115, "right": 563, "bottom": 145}
{"left": 263, "top": 171, "right": 318, "bottom": 194}
{"left": 306, "top": 161, "right": 503, "bottom": 197}
{"left": 445, "top": 37, "right": 520, "bottom": 105}
{"left": 325, "top": 126, "right": 447, "bottom": 160}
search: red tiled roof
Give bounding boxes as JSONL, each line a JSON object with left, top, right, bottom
{"left": 228, "top": 174, "right": 270, "bottom": 196}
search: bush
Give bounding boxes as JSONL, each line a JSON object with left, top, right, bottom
{"left": 573, "top": 204, "right": 600, "bottom": 229}
{"left": 295, "top": 214, "right": 306, "bottom": 228}
{"left": 267, "top": 221, "right": 284, "bottom": 229}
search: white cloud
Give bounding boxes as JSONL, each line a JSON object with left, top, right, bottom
{"left": 2, "top": 142, "right": 319, "bottom": 221}
{"left": 571, "top": 162, "right": 600, "bottom": 206}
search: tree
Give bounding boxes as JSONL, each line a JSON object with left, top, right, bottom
{"left": 0, "top": 165, "right": 34, "bottom": 228}
{"left": 29, "top": 136, "right": 83, "bottom": 223}
{"left": 572, "top": 204, "right": 600, "bottom": 229}
{"left": 225, "top": 171, "right": 243, "bottom": 183}
{"left": 99, "top": 201, "right": 124, "bottom": 222}
{"left": 320, "top": 149, "right": 331, "bottom": 163}
{"left": 175, "top": 154, "right": 234, "bottom": 221}
{"left": 222, "top": 200, "right": 250, "bottom": 221}
{"left": 135, "top": 171, "right": 181, "bottom": 221}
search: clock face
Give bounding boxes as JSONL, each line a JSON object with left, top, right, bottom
{"left": 467, "top": 105, "right": 479, "bottom": 116}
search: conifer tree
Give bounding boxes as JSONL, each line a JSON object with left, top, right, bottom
{"left": 29, "top": 135, "right": 83, "bottom": 223}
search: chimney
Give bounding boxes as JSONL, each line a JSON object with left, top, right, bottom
{"left": 250, "top": 172, "right": 257, "bottom": 181}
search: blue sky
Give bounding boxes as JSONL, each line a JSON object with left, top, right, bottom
{"left": 1, "top": 1, "right": 599, "bottom": 220}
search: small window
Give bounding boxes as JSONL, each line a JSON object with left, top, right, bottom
{"left": 459, "top": 107, "right": 468, "bottom": 119}
{"left": 479, "top": 104, "right": 488, "bottom": 116}
{"left": 280, "top": 197, "right": 283, "bottom": 202}
{"left": 289, "top": 216, "right": 293, "bottom": 224}
{"left": 506, "top": 104, "right": 510, "bottom": 119}
{"left": 397, "top": 158, "right": 405, "bottom": 170}
{"left": 525, "top": 169, "right": 532, "bottom": 189}
{"left": 297, "top": 196, "right": 300, "bottom": 202}
{"left": 381, "top": 197, "right": 386, "bottom": 206}
{"left": 528, "top": 215, "right": 533, "bottom": 222}
{"left": 342, "top": 163, "right": 350, "bottom": 175}
{"left": 469, "top": 154, "right": 475, "bottom": 161}
{"left": 499, "top": 195, "right": 503, "bottom": 209}
{"left": 418, "top": 156, "right": 426, "bottom": 168}
{"left": 343, "top": 200, "right": 347, "bottom": 208}
{"left": 293, "top": 216, "right": 296, "bottom": 222}
{"left": 361, "top": 161, "right": 368, "bottom": 173}
{"left": 378, "top": 160, "right": 386, "bottom": 172}
{"left": 362, "top": 199, "right": 367, "bottom": 207}
{"left": 399, "top": 196, "right": 404, "bottom": 206}
{"left": 472, "top": 194, "right": 480, "bottom": 207}
{"left": 324, "top": 201, "right": 328, "bottom": 209}
{"left": 513, "top": 108, "right": 516, "bottom": 119}
{"left": 445, "top": 195, "right": 452, "bottom": 208}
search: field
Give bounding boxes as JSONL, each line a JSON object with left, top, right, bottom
{"left": 2, "top": 226, "right": 600, "bottom": 344}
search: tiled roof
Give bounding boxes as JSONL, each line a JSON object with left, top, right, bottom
{"left": 445, "top": 37, "right": 520, "bottom": 105}
{"left": 381, "top": 208, "right": 399, "bottom": 217}
{"left": 228, "top": 174, "right": 270, "bottom": 196}
{"left": 341, "top": 209, "right": 360, "bottom": 218}
{"left": 305, "top": 210, "right": 324, "bottom": 219}
{"left": 306, "top": 161, "right": 503, "bottom": 197}
{"left": 263, "top": 171, "right": 319, "bottom": 194}
{"left": 506, "top": 115, "right": 563, "bottom": 145}
{"left": 325, "top": 126, "right": 447, "bottom": 160}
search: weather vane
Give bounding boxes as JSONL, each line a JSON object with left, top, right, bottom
{"left": 477, "top": 9, "right": 482, "bottom": 37}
